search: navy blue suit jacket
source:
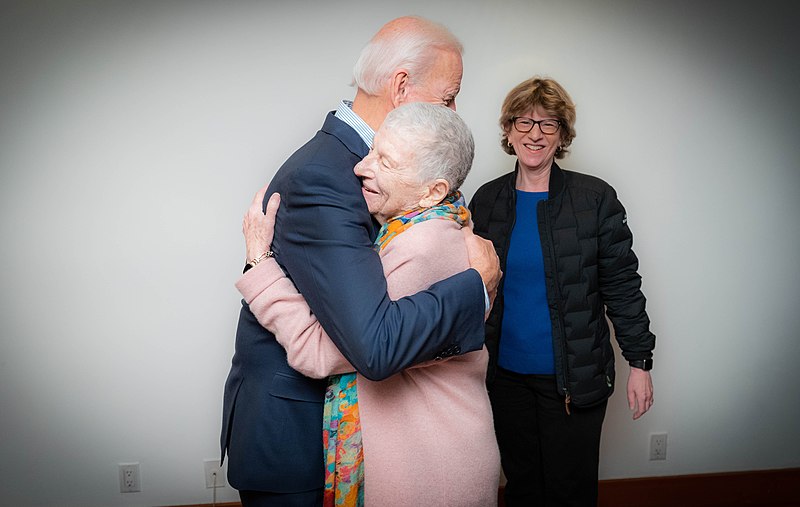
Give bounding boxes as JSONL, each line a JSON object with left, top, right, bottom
{"left": 221, "top": 112, "right": 486, "bottom": 493}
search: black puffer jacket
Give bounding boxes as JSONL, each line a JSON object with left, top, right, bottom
{"left": 469, "top": 162, "right": 655, "bottom": 408}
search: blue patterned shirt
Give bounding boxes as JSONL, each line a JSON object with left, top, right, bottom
{"left": 334, "top": 100, "right": 374, "bottom": 149}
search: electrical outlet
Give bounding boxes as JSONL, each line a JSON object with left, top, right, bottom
{"left": 119, "top": 462, "right": 141, "bottom": 493}
{"left": 204, "top": 459, "right": 226, "bottom": 488}
{"left": 649, "top": 433, "right": 667, "bottom": 461}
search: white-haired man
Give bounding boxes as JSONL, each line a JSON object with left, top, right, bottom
{"left": 221, "top": 16, "right": 500, "bottom": 506}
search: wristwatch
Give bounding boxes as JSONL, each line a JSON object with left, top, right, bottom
{"left": 629, "top": 359, "right": 653, "bottom": 371}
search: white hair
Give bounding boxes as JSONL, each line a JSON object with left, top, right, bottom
{"left": 381, "top": 102, "right": 474, "bottom": 191}
{"left": 352, "top": 16, "right": 463, "bottom": 95}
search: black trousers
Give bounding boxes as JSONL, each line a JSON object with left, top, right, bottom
{"left": 490, "top": 368, "right": 607, "bottom": 507}
{"left": 239, "top": 488, "right": 323, "bottom": 507}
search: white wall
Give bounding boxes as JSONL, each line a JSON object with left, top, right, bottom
{"left": 1, "top": 1, "right": 798, "bottom": 505}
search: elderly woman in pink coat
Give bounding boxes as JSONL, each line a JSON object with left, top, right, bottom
{"left": 237, "top": 102, "right": 500, "bottom": 507}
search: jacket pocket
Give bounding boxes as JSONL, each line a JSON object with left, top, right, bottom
{"left": 269, "top": 371, "right": 325, "bottom": 403}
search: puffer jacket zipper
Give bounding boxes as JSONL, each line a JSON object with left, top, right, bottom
{"left": 540, "top": 197, "right": 572, "bottom": 415}
{"left": 492, "top": 186, "right": 517, "bottom": 372}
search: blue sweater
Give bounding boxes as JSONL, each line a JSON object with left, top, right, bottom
{"left": 498, "top": 190, "right": 555, "bottom": 374}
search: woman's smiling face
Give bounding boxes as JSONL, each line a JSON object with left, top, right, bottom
{"left": 354, "top": 127, "right": 425, "bottom": 224}
{"left": 506, "top": 105, "right": 561, "bottom": 174}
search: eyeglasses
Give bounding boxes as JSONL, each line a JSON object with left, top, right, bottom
{"left": 512, "top": 117, "right": 561, "bottom": 135}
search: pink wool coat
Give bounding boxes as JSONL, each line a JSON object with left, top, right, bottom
{"left": 237, "top": 218, "right": 500, "bottom": 506}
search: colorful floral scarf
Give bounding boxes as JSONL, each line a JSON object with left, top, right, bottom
{"left": 374, "top": 191, "right": 470, "bottom": 251}
{"left": 321, "top": 191, "right": 470, "bottom": 507}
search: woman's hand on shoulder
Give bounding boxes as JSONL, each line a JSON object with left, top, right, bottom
{"left": 243, "top": 186, "right": 281, "bottom": 261}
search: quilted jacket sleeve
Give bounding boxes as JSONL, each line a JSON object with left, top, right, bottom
{"left": 596, "top": 184, "right": 655, "bottom": 361}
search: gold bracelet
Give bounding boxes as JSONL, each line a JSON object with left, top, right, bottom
{"left": 247, "top": 251, "right": 274, "bottom": 268}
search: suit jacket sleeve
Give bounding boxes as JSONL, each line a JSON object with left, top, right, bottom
{"left": 275, "top": 162, "right": 485, "bottom": 381}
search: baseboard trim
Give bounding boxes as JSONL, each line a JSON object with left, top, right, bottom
{"left": 168, "top": 503, "right": 241, "bottom": 507}
{"left": 166, "top": 468, "right": 800, "bottom": 507}
{"left": 596, "top": 467, "right": 800, "bottom": 507}
{"left": 167, "top": 503, "right": 241, "bottom": 507}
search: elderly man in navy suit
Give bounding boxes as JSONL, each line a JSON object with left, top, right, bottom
{"left": 221, "top": 16, "right": 500, "bottom": 506}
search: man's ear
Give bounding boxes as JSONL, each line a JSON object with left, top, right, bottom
{"left": 390, "top": 70, "right": 410, "bottom": 108}
{"left": 419, "top": 179, "right": 450, "bottom": 208}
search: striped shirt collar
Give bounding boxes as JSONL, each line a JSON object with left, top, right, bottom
{"left": 334, "top": 100, "right": 374, "bottom": 149}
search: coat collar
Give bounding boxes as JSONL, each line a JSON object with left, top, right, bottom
{"left": 319, "top": 111, "right": 370, "bottom": 160}
{"left": 509, "top": 160, "right": 566, "bottom": 199}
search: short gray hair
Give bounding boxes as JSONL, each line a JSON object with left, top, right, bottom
{"left": 381, "top": 102, "right": 474, "bottom": 191}
{"left": 352, "top": 16, "right": 463, "bottom": 95}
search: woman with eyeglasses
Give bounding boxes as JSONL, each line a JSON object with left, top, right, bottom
{"left": 469, "top": 77, "right": 656, "bottom": 507}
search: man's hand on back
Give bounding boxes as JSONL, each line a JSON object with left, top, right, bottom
{"left": 462, "top": 227, "right": 502, "bottom": 310}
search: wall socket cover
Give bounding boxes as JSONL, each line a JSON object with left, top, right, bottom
{"left": 204, "top": 459, "right": 226, "bottom": 488}
{"left": 119, "top": 462, "right": 141, "bottom": 493}
{"left": 649, "top": 433, "right": 667, "bottom": 461}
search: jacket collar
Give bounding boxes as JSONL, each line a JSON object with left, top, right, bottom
{"left": 319, "top": 111, "right": 370, "bottom": 160}
{"left": 509, "top": 160, "right": 566, "bottom": 199}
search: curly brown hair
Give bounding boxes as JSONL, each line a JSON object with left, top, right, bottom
{"left": 499, "top": 77, "right": 576, "bottom": 159}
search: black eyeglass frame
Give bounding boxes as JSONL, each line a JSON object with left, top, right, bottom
{"left": 511, "top": 116, "right": 562, "bottom": 135}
